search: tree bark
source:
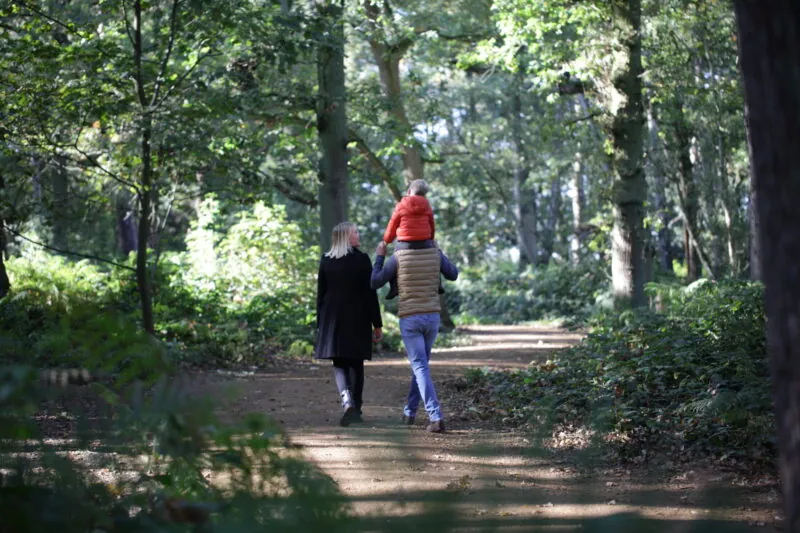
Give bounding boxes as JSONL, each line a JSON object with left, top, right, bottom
{"left": 0, "top": 170, "right": 10, "bottom": 298}
{"left": 609, "top": 0, "right": 647, "bottom": 309}
{"left": 316, "top": 0, "right": 349, "bottom": 252}
{"left": 646, "top": 105, "right": 671, "bottom": 272}
{"left": 744, "top": 102, "right": 762, "bottom": 281}
{"left": 539, "top": 174, "right": 562, "bottom": 266}
{"left": 673, "top": 101, "right": 701, "bottom": 280}
{"left": 510, "top": 77, "right": 537, "bottom": 267}
{"left": 50, "top": 154, "right": 69, "bottom": 251}
{"left": 733, "top": 2, "right": 800, "bottom": 530}
{"left": 116, "top": 194, "right": 138, "bottom": 256}
{"left": 133, "top": 0, "right": 155, "bottom": 335}
{"left": 364, "top": 2, "right": 423, "bottom": 186}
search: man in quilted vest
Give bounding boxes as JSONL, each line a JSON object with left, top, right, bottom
{"left": 370, "top": 239, "right": 459, "bottom": 433}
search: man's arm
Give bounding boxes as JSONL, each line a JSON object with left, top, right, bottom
{"left": 371, "top": 253, "right": 398, "bottom": 289}
{"left": 439, "top": 250, "right": 459, "bottom": 281}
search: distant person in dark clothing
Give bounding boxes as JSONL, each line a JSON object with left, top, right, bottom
{"left": 315, "top": 222, "right": 383, "bottom": 426}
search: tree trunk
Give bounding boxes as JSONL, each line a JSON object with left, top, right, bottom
{"left": 363, "top": 2, "right": 455, "bottom": 330}
{"left": 50, "top": 155, "right": 69, "bottom": 251}
{"left": 510, "top": 78, "right": 536, "bottom": 267}
{"left": 116, "top": 195, "right": 138, "bottom": 256}
{"left": 569, "top": 147, "right": 585, "bottom": 266}
{"left": 513, "top": 172, "right": 537, "bottom": 268}
{"left": 364, "top": 3, "right": 423, "bottom": 187}
{"left": 539, "top": 174, "right": 562, "bottom": 266}
{"left": 673, "top": 101, "right": 701, "bottom": 280}
{"left": 316, "top": 0, "right": 349, "bottom": 252}
{"left": 609, "top": 0, "right": 647, "bottom": 309}
{"left": 646, "top": 105, "right": 671, "bottom": 272}
{"left": 733, "top": 3, "right": 800, "bottom": 530}
{"left": 744, "top": 102, "right": 762, "bottom": 281}
{"left": 0, "top": 171, "right": 10, "bottom": 298}
{"left": 134, "top": 0, "right": 155, "bottom": 335}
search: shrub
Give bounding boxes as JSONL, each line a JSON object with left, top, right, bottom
{"left": 461, "top": 280, "right": 772, "bottom": 465}
{"left": 453, "top": 259, "right": 608, "bottom": 324}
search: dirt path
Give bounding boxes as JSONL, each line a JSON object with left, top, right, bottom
{"left": 211, "top": 325, "right": 781, "bottom": 532}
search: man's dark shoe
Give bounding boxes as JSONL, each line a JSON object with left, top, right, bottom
{"left": 402, "top": 414, "right": 415, "bottom": 426}
{"left": 340, "top": 406, "right": 358, "bottom": 427}
{"left": 351, "top": 410, "right": 364, "bottom": 423}
{"left": 426, "top": 420, "right": 445, "bottom": 433}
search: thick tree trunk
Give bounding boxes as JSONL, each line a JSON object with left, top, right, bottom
{"left": 733, "top": 3, "right": 800, "bottom": 530}
{"left": 316, "top": 0, "right": 349, "bottom": 252}
{"left": 609, "top": 0, "right": 646, "bottom": 309}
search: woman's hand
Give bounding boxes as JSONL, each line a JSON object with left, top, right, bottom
{"left": 373, "top": 327, "right": 383, "bottom": 342}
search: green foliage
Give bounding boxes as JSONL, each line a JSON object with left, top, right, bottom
{"left": 0, "top": 366, "right": 351, "bottom": 533}
{"left": 451, "top": 260, "right": 608, "bottom": 324}
{"left": 462, "top": 280, "right": 772, "bottom": 465}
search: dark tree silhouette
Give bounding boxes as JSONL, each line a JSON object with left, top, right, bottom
{"left": 733, "top": 2, "right": 800, "bottom": 530}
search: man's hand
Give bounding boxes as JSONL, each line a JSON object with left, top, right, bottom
{"left": 373, "top": 327, "right": 383, "bottom": 342}
{"left": 376, "top": 242, "right": 387, "bottom": 257}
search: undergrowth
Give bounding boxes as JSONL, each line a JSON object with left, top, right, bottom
{"left": 458, "top": 280, "right": 772, "bottom": 466}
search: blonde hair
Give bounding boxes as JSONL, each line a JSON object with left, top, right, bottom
{"left": 325, "top": 222, "right": 357, "bottom": 259}
{"left": 408, "top": 179, "right": 429, "bottom": 197}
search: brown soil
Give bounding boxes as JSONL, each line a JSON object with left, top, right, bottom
{"left": 198, "top": 325, "right": 783, "bottom": 532}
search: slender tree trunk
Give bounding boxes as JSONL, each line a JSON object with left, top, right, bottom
{"left": 744, "top": 102, "right": 762, "bottom": 281}
{"left": 316, "top": 0, "right": 349, "bottom": 252}
{"left": 513, "top": 172, "right": 537, "bottom": 267}
{"left": 569, "top": 145, "right": 585, "bottom": 265}
{"left": 363, "top": 2, "right": 455, "bottom": 330}
{"left": 364, "top": 4, "right": 423, "bottom": 187}
{"left": 646, "top": 105, "right": 671, "bottom": 271}
{"left": 609, "top": 0, "right": 647, "bottom": 309}
{"left": 673, "top": 101, "right": 701, "bottom": 280}
{"left": 0, "top": 171, "right": 10, "bottom": 298}
{"left": 510, "top": 78, "right": 536, "bottom": 267}
{"left": 539, "top": 174, "right": 561, "bottom": 266}
{"left": 733, "top": 3, "right": 800, "bottom": 530}
{"left": 116, "top": 194, "right": 138, "bottom": 255}
{"left": 51, "top": 155, "right": 69, "bottom": 250}
{"left": 133, "top": 0, "right": 155, "bottom": 335}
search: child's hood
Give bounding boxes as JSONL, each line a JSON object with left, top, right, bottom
{"left": 400, "top": 195, "right": 432, "bottom": 215}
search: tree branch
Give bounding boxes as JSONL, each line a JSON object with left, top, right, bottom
{"left": 347, "top": 127, "right": 403, "bottom": 201}
{"left": 3, "top": 225, "right": 136, "bottom": 271}
{"left": 151, "top": 0, "right": 181, "bottom": 106}
{"left": 564, "top": 111, "right": 603, "bottom": 126}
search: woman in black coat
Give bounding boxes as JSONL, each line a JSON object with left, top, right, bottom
{"left": 316, "top": 222, "right": 383, "bottom": 426}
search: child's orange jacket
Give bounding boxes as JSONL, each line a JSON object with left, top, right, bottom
{"left": 383, "top": 195, "right": 435, "bottom": 243}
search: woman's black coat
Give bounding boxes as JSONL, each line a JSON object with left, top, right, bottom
{"left": 315, "top": 248, "right": 382, "bottom": 361}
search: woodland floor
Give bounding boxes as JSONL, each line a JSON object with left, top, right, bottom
{"left": 193, "top": 325, "right": 785, "bottom": 532}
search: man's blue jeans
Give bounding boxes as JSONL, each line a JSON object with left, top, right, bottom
{"left": 400, "top": 312, "right": 442, "bottom": 422}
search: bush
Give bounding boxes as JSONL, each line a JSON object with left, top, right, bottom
{"left": 0, "top": 364, "right": 351, "bottom": 533}
{"left": 461, "top": 280, "right": 772, "bottom": 465}
{"left": 452, "top": 259, "right": 608, "bottom": 324}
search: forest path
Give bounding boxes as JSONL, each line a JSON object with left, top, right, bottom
{"left": 209, "top": 325, "right": 781, "bottom": 532}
